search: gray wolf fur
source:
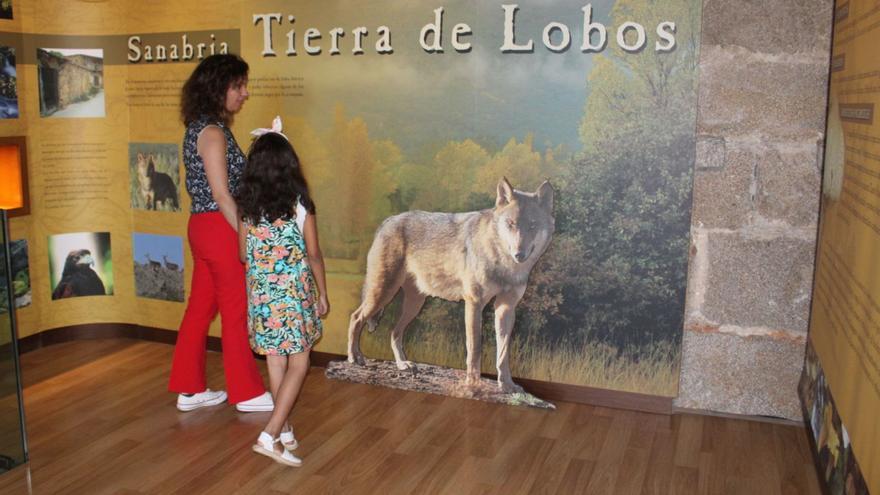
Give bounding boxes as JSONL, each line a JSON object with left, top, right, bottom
{"left": 347, "top": 178, "right": 555, "bottom": 392}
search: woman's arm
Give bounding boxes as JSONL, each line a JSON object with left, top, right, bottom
{"left": 303, "top": 212, "right": 329, "bottom": 316}
{"left": 237, "top": 217, "right": 248, "bottom": 263}
{"left": 198, "top": 126, "right": 239, "bottom": 230}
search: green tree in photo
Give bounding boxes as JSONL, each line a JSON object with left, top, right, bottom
{"left": 412, "top": 139, "right": 489, "bottom": 212}
{"left": 549, "top": 0, "right": 699, "bottom": 350}
{"left": 473, "top": 134, "right": 564, "bottom": 197}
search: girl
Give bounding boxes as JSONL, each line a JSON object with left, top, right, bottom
{"left": 236, "top": 118, "right": 329, "bottom": 467}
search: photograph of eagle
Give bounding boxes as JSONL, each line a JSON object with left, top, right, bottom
{"left": 51, "top": 249, "right": 106, "bottom": 299}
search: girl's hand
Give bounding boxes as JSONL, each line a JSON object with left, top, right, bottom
{"left": 317, "top": 295, "right": 330, "bottom": 317}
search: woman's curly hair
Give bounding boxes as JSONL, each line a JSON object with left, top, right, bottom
{"left": 180, "top": 54, "right": 248, "bottom": 125}
{"left": 236, "top": 132, "right": 316, "bottom": 225}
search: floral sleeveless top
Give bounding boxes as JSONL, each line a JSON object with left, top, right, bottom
{"left": 183, "top": 118, "right": 246, "bottom": 213}
{"left": 246, "top": 207, "right": 322, "bottom": 355}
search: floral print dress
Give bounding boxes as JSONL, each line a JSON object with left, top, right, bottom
{"left": 246, "top": 212, "right": 322, "bottom": 355}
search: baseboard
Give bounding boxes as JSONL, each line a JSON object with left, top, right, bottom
{"left": 15, "top": 323, "right": 673, "bottom": 414}
{"left": 672, "top": 406, "right": 805, "bottom": 427}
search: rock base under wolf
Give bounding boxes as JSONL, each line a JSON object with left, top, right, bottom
{"left": 326, "top": 358, "right": 555, "bottom": 410}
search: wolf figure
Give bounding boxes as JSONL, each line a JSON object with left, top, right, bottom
{"left": 136, "top": 152, "right": 179, "bottom": 210}
{"left": 347, "top": 178, "right": 554, "bottom": 392}
{"left": 146, "top": 154, "right": 179, "bottom": 210}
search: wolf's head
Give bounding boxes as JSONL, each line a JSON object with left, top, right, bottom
{"left": 493, "top": 178, "right": 555, "bottom": 264}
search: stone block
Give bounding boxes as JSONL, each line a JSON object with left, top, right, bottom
{"left": 692, "top": 140, "right": 822, "bottom": 229}
{"left": 692, "top": 147, "right": 756, "bottom": 229}
{"left": 702, "top": 233, "right": 814, "bottom": 332}
{"left": 695, "top": 135, "right": 726, "bottom": 170}
{"left": 675, "top": 329, "right": 806, "bottom": 420}
{"left": 755, "top": 143, "right": 822, "bottom": 228}
{"left": 702, "top": 0, "right": 833, "bottom": 54}
{"left": 696, "top": 45, "right": 829, "bottom": 141}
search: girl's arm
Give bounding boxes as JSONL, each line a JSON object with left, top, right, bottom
{"left": 303, "top": 212, "right": 329, "bottom": 316}
{"left": 198, "top": 126, "right": 239, "bottom": 230}
{"left": 237, "top": 217, "right": 248, "bottom": 263}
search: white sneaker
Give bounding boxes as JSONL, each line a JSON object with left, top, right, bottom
{"left": 176, "top": 389, "right": 227, "bottom": 412}
{"left": 235, "top": 391, "right": 274, "bottom": 412}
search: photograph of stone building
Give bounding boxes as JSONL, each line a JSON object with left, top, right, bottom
{"left": 37, "top": 48, "right": 104, "bottom": 118}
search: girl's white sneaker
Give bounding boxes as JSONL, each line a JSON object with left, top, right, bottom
{"left": 252, "top": 432, "right": 302, "bottom": 467}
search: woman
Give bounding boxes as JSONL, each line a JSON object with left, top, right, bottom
{"left": 168, "top": 54, "right": 272, "bottom": 412}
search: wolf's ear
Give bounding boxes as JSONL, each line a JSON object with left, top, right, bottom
{"left": 496, "top": 177, "right": 514, "bottom": 207}
{"left": 137, "top": 152, "right": 144, "bottom": 161}
{"left": 537, "top": 180, "right": 554, "bottom": 210}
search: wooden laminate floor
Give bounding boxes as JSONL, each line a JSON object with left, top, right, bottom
{"left": 0, "top": 339, "right": 822, "bottom": 494}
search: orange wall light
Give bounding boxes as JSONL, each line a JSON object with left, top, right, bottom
{"left": 0, "top": 144, "right": 23, "bottom": 210}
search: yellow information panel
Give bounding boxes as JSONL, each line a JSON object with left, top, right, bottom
{"left": 807, "top": 0, "right": 880, "bottom": 491}
{"left": 1, "top": 1, "right": 242, "bottom": 338}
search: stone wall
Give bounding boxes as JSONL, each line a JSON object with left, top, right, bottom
{"left": 676, "top": 0, "right": 834, "bottom": 420}
{"left": 58, "top": 58, "right": 101, "bottom": 108}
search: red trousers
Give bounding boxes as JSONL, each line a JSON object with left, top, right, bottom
{"left": 168, "top": 212, "right": 265, "bottom": 404}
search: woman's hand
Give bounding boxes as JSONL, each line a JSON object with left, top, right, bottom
{"left": 317, "top": 295, "right": 330, "bottom": 318}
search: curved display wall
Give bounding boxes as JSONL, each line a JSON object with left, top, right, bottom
{"left": 1, "top": 0, "right": 701, "bottom": 404}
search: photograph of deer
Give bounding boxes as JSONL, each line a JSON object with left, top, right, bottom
{"left": 132, "top": 233, "right": 183, "bottom": 302}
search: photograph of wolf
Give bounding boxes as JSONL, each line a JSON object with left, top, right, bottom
{"left": 128, "top": 143, "right": 181, "bottom": 212}
{"left": 281, "top": 0, "right": 700, "bottom": 400}
{"left": 347, "top": 179, "right": 554, "bottom": 397}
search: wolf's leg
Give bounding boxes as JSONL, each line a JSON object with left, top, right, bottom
{"left": 346, "top": 309, "right": 367, "bottom": 365}
{"left": 348, "top": 223, "right": 406, "bottom": 365}
{"left": 464, "top": 298, "right": 487, "bottom": 386}
{"left": 391, "top": 278, "right": 426, "bottom": 371}
{"left": 347, "top": 271, "right": 405, "bottom": 366}
{"left": 494, "top": 286, "right": 527, "bottom": 393}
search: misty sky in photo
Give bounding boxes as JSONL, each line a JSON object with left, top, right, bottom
{"left": 253, "top": 0, "right": 622, "bottom": 153}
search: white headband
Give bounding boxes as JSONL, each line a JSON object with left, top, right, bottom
{"left": 250, "top": 115, "right": 288, "bottom": 141}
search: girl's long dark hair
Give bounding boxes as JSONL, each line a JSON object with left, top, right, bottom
{"left": 237, "top": 132, "right": 316, "bottom": 224}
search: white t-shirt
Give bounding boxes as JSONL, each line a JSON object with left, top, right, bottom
{"left": 294, "top": 200, "right": 307, "bottom": 234}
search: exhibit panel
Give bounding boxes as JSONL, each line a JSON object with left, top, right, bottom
{"left": 800, "top": 0, "right": 880, "bottom": 492}
{"left": 2, "top": 0, "right": 699, "bottom": 406}
{"left": 240, "top": 0, "right": 700, "bottom": 400}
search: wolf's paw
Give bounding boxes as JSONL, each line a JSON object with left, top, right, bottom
{"left": 347, "top": 354, "right": 366, "bottom": 366}
{"left": 464, "top": 374, "right": 482, "bottom": 387}
{"left": 395, "top": 360, "right": 418, "bottom": 372}
{"left": 499, "top": 380, "right": 525, "bottom": 394}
